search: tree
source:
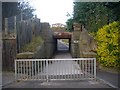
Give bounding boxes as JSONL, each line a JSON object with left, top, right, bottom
{"left": 18, "top": 1, "right": 36, "bottom": 20}
{"left": 2, "top": 2, "right": 19, "bottom": 18}
{"left": 2, "top": 1, "right": 35, "bottom": 19}
{"left": 2, "top": 1, "right": 36, "bottom": 31}
{"left": 103, "top": 2, "right": 120, "bottom": 21}
{"left": 66, "top": 18, "right": 74, "bottom": 32}
{"left": 72, "top": 2, "right": 120, "bottom": 33}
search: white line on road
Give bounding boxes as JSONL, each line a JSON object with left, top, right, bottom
{"left": 96, "top": 77, "right": 118, "bottom": 88}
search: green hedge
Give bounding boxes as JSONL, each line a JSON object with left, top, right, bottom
{"left": 95, "top": 21, "right": 119, "bottom": 68}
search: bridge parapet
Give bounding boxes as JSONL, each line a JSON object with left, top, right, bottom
{"left": 53, "top": 32, "right": 72, "bottom": 39}
{"left": 40, "top": 22, "right": 55, "bottom": 58}
{"left": 71, "top": 23, "right": 97, "bottom": 58}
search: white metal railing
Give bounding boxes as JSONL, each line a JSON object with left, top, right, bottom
{"left": 15, "top": 58, "right": 96, "bottom": 81}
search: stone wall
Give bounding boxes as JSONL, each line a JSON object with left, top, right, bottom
{"left": 71, "top": 22, "right": 97, "bottom": 58}
{"left": 79, "top": 25, "right": 97, "bottom": 58}
{"left": 71, "top": 23, "right": 81, "bottom": 58}
{"left": 17, "top": 22, "right": 56, "bottom": 59}
{"left": 40, "top": 22, "right": 56, "bottom": 58}
{"left": 33, "top": 43, "right": 45, "bottom": 59}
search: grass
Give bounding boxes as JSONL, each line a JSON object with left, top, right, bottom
{"left": 21, "top": 36, "right": 44, "bottom": 52}
{"left": 61, "top": 39, "right": 69, "bottom": 44}
{"left": 100, "top": 65, "right": 119, "bottom": 74}
{"left": 16, "top": 52, "right": 34, "bottom": 59}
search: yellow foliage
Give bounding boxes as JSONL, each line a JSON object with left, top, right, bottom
{"left": 95, "top": 21, "right": 120, "bottom": 67}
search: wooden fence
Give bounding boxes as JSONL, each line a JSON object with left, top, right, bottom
{"left": 17, "top": 17, "right": 41, "bottom": 52}
{"left": 2, "top": 15, "right": 41, "bottom": 71}
{"left": 2, "top": 39, "right": 16, "bottom": 71}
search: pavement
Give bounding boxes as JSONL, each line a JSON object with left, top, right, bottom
{"left": 57, "top": 40, "right": 69, "bottom": 51}
{"left": 0, "top": 73, "right": 1, "bottom": 90}
{"left": 1, "top": 72, "right": 15, "bottom": 89}
{"left": 1, "top": 40, "right": 119, "bottom": 89}
{"left": 97, "top": 70, "right": 119, "bottom": 88}
{"left": 3, "top": 80, "right": 112, "bottom": 88}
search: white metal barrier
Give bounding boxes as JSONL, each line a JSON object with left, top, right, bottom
{"left": 15, "top": 58, "right": 96, "bottom": 81}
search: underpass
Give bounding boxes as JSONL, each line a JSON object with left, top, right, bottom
{"left": 2, "top": 41, "right": 113, "bottom": 88}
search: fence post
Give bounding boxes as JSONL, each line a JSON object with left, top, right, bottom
{"left": 5, "top": 18, "right": 8, "bottom": 35}
{"left": 14, "top": 16, "right": 16, "bottom": 35}
{"left": 32, "top": 18, "right": 35, "bottom": 37}
{"left": 21, "top": 13, "right": 23, "bottom": 21}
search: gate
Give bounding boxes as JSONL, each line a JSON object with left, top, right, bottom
{"left": 15, "top": 58, "right": 96, "bottom": 81}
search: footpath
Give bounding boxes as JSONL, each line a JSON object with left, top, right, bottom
{"left": 1, "top": 41, "right": 119, "bottom": 89}
{"left": 97, "top": 69, "right": 119, "bottom": 88}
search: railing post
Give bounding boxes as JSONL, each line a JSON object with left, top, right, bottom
{"left": 15, "top": 60, "right": 17, "bottom": 80}
{"left": 94, "top": 58, "right": 96, "bottom": 79}
{"left": 46, "top": 60, "right": 49, "bottom": 82}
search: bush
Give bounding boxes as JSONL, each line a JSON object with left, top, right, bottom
{"left": 22, "top": 36, "right": 44, "bottom": 52}
{"left": 95, "top": 21, "right": 119, "bottom": 68}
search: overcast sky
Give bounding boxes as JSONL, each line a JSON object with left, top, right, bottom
{"left": 29, "top": 0, "right": 73, "bottom": 25}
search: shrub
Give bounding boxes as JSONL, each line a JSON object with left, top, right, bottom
{"left": 95, "top": 21, "right": 119, "bottom": 67}
{"left": 22, "top": 36, "right": 44, "bottom": 52}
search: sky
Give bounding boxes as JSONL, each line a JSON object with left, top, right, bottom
{"left": 29, "top": 0, "right": 74, "bottom": 25}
